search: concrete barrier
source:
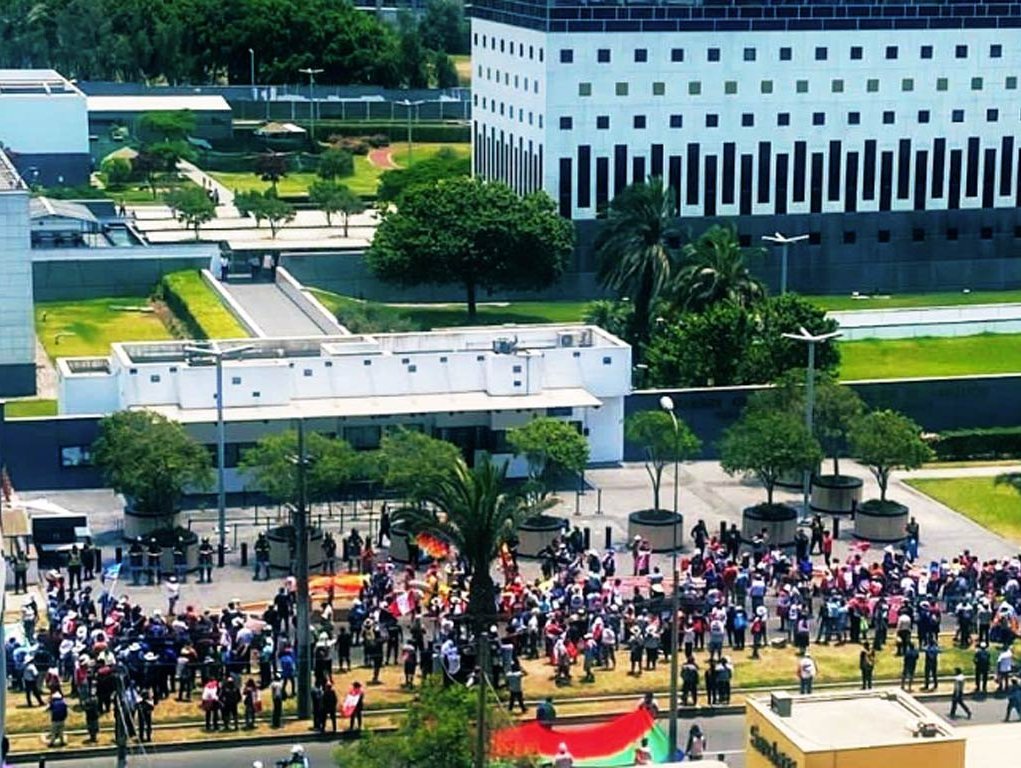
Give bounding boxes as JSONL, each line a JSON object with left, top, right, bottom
{"left": 275, "top": 267, "right": 348, "bottom": 335}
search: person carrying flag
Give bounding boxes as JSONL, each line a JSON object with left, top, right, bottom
{"left": 342, "top": 681, "right": 364, "bottom": 733}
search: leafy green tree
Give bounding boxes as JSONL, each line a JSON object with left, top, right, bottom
{"left": 644, "top": 303, "right": 756, "bottom": 388}
{"left": 849, "top": 410, "right": 933, "bottom": 503}
{"left": 596, "top": 178, "right": 681, "bottom": 347}
{"left": 747, "top": 294, "right": 841, "bottom": 381}
{"left": 396, "top": 11, "right": 428, "bottom": 88}
{"left": 100, "top": 157, "right": 132, "bottom": 189}
{"left": 134, "top": 141, "right": 194, "bottom": 198}
{"left": 163, "top": 185, "right": 215, "bottom": 239}
{"left": 507, "top": 417, "right": 590, "bottom": 496}
{"left": 720, "top": 408, "right": 823, "bottom": 506}
{"left": 138, "top": 110, "right": 196, "bottom": 142}
{"left": 378, "top": 427, "right": 461, "bottom": 503}
{"left": 92, "top": 410, "right": 212, "bottom": 527}
{"left": 239, "top": 431, "right": 362, "bottom": 506}
{"left": 260, "top": 193, "right": 296, "bottom": 238}
{"left": 254, "top": 152, "right": 288, "bottom": 190}
{"left": 674, "top": 223, "right": 765, "bottom": 312}
{"left": 376, "top": 147, "right": 469, "bottom": 203}
{"left": 418, "top": 0, "right": 469, "bottom": 55}
{"left": 582, "top": 299, "right": 635, "bottom": 345}
{"left": 432, "top": 50, "right": 459, "bottom": 88}
{"left": 367, "top": 177, "right": 573, "bottom": 319}
{"left": 396, "top": 456, "right": 529, "bottom": 625}
{"left": 316, "top": 148, "right": 354, "bottom": 181}
{"left": 309, "top": 180, "right": 363, "bottom": 234}
{"left": 625, "top": 411, "right": 702, "bottom": 512}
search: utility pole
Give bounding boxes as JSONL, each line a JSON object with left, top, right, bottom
{"left": 397, "top": 98, "right": 425, "bottom": 165}
{"left": 295, "top": 419, "right": 311, "bottom": 719}
{"left": 475, "top": 629, "right": 489, "bottom": 768}
{"left": 299, "top": 67, "right": 323, "bottom": 143}
{"left": 660, "top": 395, "right": 681, "bottom": 760}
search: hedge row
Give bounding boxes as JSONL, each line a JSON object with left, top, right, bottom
{"left": 316, "top": 121, "right": 471, "bottom": 143}
{"left": 932, "top": 426, "right": 1021, "bottom": 461}
{"left": 158, "top": 271, "right": 249, "bottom": 340}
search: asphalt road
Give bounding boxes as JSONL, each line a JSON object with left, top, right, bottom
{"left": 38, "top": 693, "right": 1021, "bottom": 768}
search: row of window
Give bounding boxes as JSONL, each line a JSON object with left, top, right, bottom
{"left": 567, "top": 75, "right": 1019, "bottom": 98}
{"left": 474, "top": 33, "right": 544, "bottom": 62}
{"left": 556, "top": 108, "right": 1009, "bottom": 132}
{"left": 478, "top": 66, "right": 541, "bottom": 94}
{"left": 559, "top": 42, "right": 1001, "bottom": 65}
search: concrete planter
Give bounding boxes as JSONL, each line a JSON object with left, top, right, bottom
{"left": 741, "top": 504, "right": 798, "bottom": 548}
{"left": 627, "top": 509, "right": 684, "bottom": 553}
{"left": 517, "top": 515, "right": 568, "bottom": 558}
{"left": 123, "top": 501, "right": 180, "bottom": 541}
{"left": 810, "top": 475, "right": 864, "bottom": 516}
{"left": 854, "top": 500, "right": 909, "bottom": 543}
{"left": 266, "top": 525, "right": 325, "bottom": 571}
{"left": 388, "top": 523, "right": 412, "bottom": 563}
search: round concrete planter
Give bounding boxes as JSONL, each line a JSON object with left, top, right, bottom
{"left": 517, "top": 515, "right": 568, "bottom": 558}
{"left": 810, "top": 475, "right": 864, "bottom": 516}
{"left": 741, "top": 504, "right": 798, "bottom": 548}
{"left": 123, "top": 500, "right": 181, "bottom": 541}
{"left": 121, "top": 525, "right": 199, "bottom": 574}
{"left": 388, "top": 523, "right": 412, "bottom": 563}
{"left": 627, "top": 509, "right": 684, "bottom": 553}
{"left": 266, "top": 525, "right": 325, "bottom": 571}
{"left": 854, "top": 500, "right": 909, "bottom": 543}
{"left": 775, "top": 469, "right": 806, "bottom": 490}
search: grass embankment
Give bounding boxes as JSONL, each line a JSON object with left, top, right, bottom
{"left": 4, "top": 399, "right": 58, "bottom": 418}
{"left": 810, "top": 289, "right": 1021, "bottom": 312}
{"left": 838, "top": 333, "right": 1021, "bottom": 381}
{"left": 160, "top": 270, "right": 249, "bottom": 339}
{"left": 388, "top": 142, "right": 471, "bottom": 168}
{"left": 310, "top": 289, "right": 590, "bottom": 333}
{"left": 907, "top": 477, "right": 1021, "bottom": 543}
{"left": 208, "top": 171, "right": 320, "bottom": 198}
{"left": 35, "top": 297, "right": 173, "bottom": 360}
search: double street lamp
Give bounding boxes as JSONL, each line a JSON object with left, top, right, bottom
{"left": 184, "top": 342, "right": 253, "bottom": 566}
{"left": 397, "top": 98, "right": 425, "bottom": 165}
{"left": 299, "top": 67, "right": 324, "bottom": 141}
{"left": 762, "top": 232, "right": 809, "bottom": 295}
{"left": 659, "top": 395, "right": 682, "bottom": 761}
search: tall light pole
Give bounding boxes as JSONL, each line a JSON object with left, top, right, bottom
{"left": 248, "top": 48, "right": 256, "bottom": 98}
{"left": 762, "top": 232, "right": 809, "bottom": 295}
{"left": 292, "top": 420, "right": 311, "bottom": 720}
{"left": 299, "top": 67, "right": 324, "bottom": 142}
{"left": 184, "top": 342, "right": 254, "bottom": 566}
{"left": 660, "top": 395, "right": 681, "bottom": 761}
{"left": 781, "top": 328, "right": 841, "bottom": 523}
{"left": 397, "top": 98, "right": 425, "bottom": 165}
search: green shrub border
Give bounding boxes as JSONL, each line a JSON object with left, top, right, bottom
{"left": 932, "top": 426, "right": 1021, "bottom": 461}
{"left": 158, "top": 271, "right": 247, "bottom": 340}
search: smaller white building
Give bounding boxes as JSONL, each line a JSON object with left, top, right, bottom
{"left": 57, "top": 325, "right": 631, "bottom": 489}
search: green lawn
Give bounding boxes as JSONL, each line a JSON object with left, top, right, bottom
{"left": 310, "top": 289, "right": 591, "bottom": 332}
{"left": 389, "top": 141, "right": 471, "bottom": 169}
{"left": 161, "top": 270, "right": 249, "bottom": 339}
{"left": 451, "top": 54, "right": 471, "bottom": 86}
{"left": 838, "top": 333, "right": 1021, "bottom": 381}
{"left": 35, "top": 297, "right": 173, "bottom": 360}
{"left": 811, "top": 289, "right": 1021, "bottom": 311}
{"left": 345, "top": 154, "right": 384, "bottom": 196}
{"left": 208, "top": 171, "right": 320, "bottom": 198}
{"left": 4, "top": 399, "right": 58, "bottom": 418}
{"left": 907, "top": 477, "right": 1021, "bottom": 543}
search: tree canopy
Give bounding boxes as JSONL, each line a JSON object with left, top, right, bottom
{"left": 624, "top": 410, "right": 701, "bottom": 512}
{"left": 316, "top": 148, "right": 354, "bottom": 181}
{"left": 239, "top": 430, "right": 363, "bottom": 506}
{"left": 309, "top": 180, "right": 363, "bottom": 234}
{"left": 92, "top": 410, "right": 212, "bottom": 524}
{"left": 377, "top": 427, "right": 461, "bottom": 504}
{"left": 366, "top": 177, "right": 574, "bottom": 318}
{"left": 674, "top": 223, "right": 765, "bottom": 312}
{"left": 507, "top": 417, "right": 589, "bottom": 495}
{"left": 164, "top": 186, "right": 215, "bottom": 238}
{"left": 849, "top": 410, "right": 932, "bottom": 503}
{"left": 138, "top": 110, "right": 196, "bottom": 142}
{"left": 376, "top": 147, "right": 470, "bottom": 203}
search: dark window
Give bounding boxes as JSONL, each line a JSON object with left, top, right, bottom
{"left": 947, "top": 227, "right": 959, "bottom": 241}
{"left": 1001, "top": 137, "right": 1015, "bottom": 197}
{"left": 956, "top": 45, "right": 968, "bottom": 59}
{"left": 863, "top": 140, "right": 877, "bottom": 201}
{"left": 669, "top": 114, "right": 683, "bottom": 128}
{"left": 779, "top": 47, "right": 792, "bottom": 61}
{"left": 740, "top": 153, "right": 754, "bottom": 215}
{"left": 704, "top": 154, "right": 717, "bottom": 216}
{"left": 668, "top": 155, "right": 682, "bottom": 213}
{"left": 921, "top": 45, "right": 933, "bottom": 59}
{"left": 845, "top": 151, "right": 859, "bottom": 213}
{"left": 808, "top": 232, "right": 822, "bottom": 245}
{"left": 883, "top": 111, "right": 895, "bottom": 125}
{"left": 722, "top": 142, "right": 735, "bottom": 205}
{"left": 848, "top": 111, "right": 861, "bottom": 125}
{"left": 743, "top": 48, "right": 756, "bottom": 62}
{"left": 843, "top": 231, "right": 856, "bottom": 244}
{"left": 597, "top": 48, "right": 611, "bottom": 63}
{"left": 793, "top": 142, "right": 807, "bottom": 202}
{"left": 949, "top": 148, "right": 963, "bottom": 208}
{"left": 812, "top": 112, "right": 825, "bottom": 126}
{"left": 912, "top": 228, "right": 925, "bottom": 242}
{"left": 671, "top": 48, "right": 684, "bottom": 62}
{"left": 810, "top": 151, "right": 824, "bottom": 212}
{"left": 777, "top": 112, "right": 790, "bottom": 127}
{"left": 559, "top": 49, "right": 573, "bottom": 63}
{"left": 991, "top": 44, "right": 1003, "bottom": 59}
{"left": 634, "top": 48, "right": 647, "bottom": 63}
{"left": 758, "top": 141, "right": 771, "bottom": 204}
{"left": 918, "top": 110, "right": 930, "bottom": 124}
{"left": 597, "top": 115, "right": 609, "bottom": 130}
{"left": 558, "top": 157, "right": 572, "bottom": 217}
{"left": 708, "top": 47, "right": 720, "bottom": 62}
{"left": 741, "top": 113, "right": 754, "bottom": 127}
{"left": 987, "top": 108, "right": 1000, "bottom": 122}
{"left": 933, "top": 139, "right": 946, "bottom": 198}
{"left": 559, "top": 116, "right": 572, "bottom": 130}
{"left": 850, "top": 46, "right": 863, "bottom": 60}
{"left": 886, "top": 46, "right": 898, "bottom": 60}
{"left": 914, "top": 149, "right": 928, "bottom": 211}
{"left": 828, "top": 140, "right": 841, "bottom": 201}
{"left": 651, "top": 144, "right": 663, "bottom": 178}
{"left": 1014, "top": 225, "right": 1021, "bottom": 238}
{"left": 686, "top": 143, "right": 700, "bottom": 205}
{"left": 983, "top": 147, "right": 996, "bottom": 207}
{"left": 981, "top": 226, "right": 994, "bottom": 240}
{"left": 739, "top": 234, "right": 751, "bottom": 247}
{"left": 614, "top": 145, "right": 628, "bottom": 195}
{"left": 952, "top": 110, "right": 965, "bottom": 123}
{"left": 596, "top": 157, "right": 609, "bottom": 212}
{"left": 633, "top": 114, "right": 646, "bottom": 129}
{"left": 577, "top": 145, "right": 591, "bottom": 209}
{"left": 815, "top": 46, "right": 828, "bottom": 61}
{"left": 706, "top": 114, "right": 719, "bottom": 128}
{"left": 632, "top": 156, "right": 645, "bottom": 184}
{"left": 967, "top": 137, "right": 980, "bottom": 197}
{"left": 878, "top": 229, "right": 891, "bottom": 243}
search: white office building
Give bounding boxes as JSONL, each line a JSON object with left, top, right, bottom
{"left": 0, "top": 69, "right": 90, "bottom": 186}
{"left": 56, "top": 326, "right": 631, "bottom": 489}
{"left": 470, "top": 0, "right": 1021, "bottom": 292}
{"left": 0, "top": 150, "right": 36, "bottom": 396}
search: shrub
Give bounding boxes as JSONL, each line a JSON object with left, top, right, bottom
{"left": 101, "top": 157, "right": 133, "bottom": 188}
{"left": 367, "top": 133, "right": 390, "bottom": 148}
{"left": 328, "top": 136, "right": 370, "bottom": 155}
{"left": 931, "top": 426, "right": 1021, "bottom": 461}
{"left": 159, "top": 270, "right": 248, "bottom": 339}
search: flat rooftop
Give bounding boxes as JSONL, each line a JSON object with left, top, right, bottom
{"left": 0, "top": 69, "right": 81, "bottom": 96}
{"left": 86, "top": 95, "right": 231, "bottom": 113}
{"left": 749, "top": 690, "right": 959, "bottom": 751}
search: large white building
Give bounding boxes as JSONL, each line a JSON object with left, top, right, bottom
{"left": 471, "top": 0, "right": 1021, "bottom": 291}
{"left": 0, "top": 150, "right": 36, "bottom": 396}
{"left": 57, "top": 326, "right": 631, "bottom": 488}
{"left": 0, "top": 69, "right": 90, "bottom": 187}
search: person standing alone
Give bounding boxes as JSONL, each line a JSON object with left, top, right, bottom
{"left": 950, "top": 667, "right": 972, "bottom": 719}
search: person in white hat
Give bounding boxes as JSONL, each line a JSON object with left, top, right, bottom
{"left": 553, "top": 742, "right": 574, "bottom": 768}
{"left": 164, "top": 575, "right": 180, "bottom": 616}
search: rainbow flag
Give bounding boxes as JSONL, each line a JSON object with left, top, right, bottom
{"left": 492, "top": 708, "right": 670, "bottom": 766}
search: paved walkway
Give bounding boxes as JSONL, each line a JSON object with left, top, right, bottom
{"left": 220, "top": 281, "right": 329, "bottom": 337}
{"left": 177, "top": 160, "right": 236, "bottom": 215}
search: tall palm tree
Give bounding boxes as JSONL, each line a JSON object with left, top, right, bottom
{"left": 595, "top": 178, "right": 681, "bottom": 345}
{"left": 395, "top": 455, "right": 531, "bottom": 628}
{"left": 674, "top": 223, "right": 766, "bottom": 312}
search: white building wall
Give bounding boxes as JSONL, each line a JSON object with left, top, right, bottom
{"left": 0, "top": 183, "right": 34, "bottom": 371}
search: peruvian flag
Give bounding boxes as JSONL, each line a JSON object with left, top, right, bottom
{"left": 342, "top": 687, "right": 363, "bottom": 717}
{"left": 388, "top": 591, "right": 416, "bottom": 618}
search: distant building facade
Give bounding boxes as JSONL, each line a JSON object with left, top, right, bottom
{"left": 0, "top": 151, "right": 37, "bottom": 396}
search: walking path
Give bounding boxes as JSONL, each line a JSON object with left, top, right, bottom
{"left": 220, "top": 281, "right": 329, "bottom": 337}
{"left": 177, "top": 160, "right": 237, "bottom": 217}
{"left": 367, "top": 148, "right": 398, "bottom": 170}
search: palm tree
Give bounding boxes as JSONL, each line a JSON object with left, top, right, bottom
{"left": 673, "top": 223, "right": 766, "bottom": 312}
{"left": 395, "top": 456, "right": 531, "bottom": 628}
{"left": 595, "top": 178, "right": 682, "bottom": 345}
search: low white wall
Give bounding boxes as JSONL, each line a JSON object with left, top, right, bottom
{"left": 832, "top": 303, "right": 1021, "bottom": 340}
{"left": 200, "top": 269, "right": 265, "bottom": 337}
{"left": 274, "top": 267, "right": 348, "bottom": 335}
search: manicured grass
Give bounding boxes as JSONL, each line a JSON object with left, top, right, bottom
{"left": 838, "top": 333, "right": 1021, "bottom": 381}
{"left": 451, "top": 53, "right": 471, "bottom": 86}
{"left": 104, "top": 175, "right": 203, "bottom": 205}
{"left": 810, "top": 289, "right": 1021, "bottom": 311}
{"left": 907, "top": 476, "right": 1021, "bottom": 543}
{"left": 4, "top": 399, "right": 58, "bottom": 418}
{"left": 389, "top": 141, "right": 471, "bottom": 169}
{"left": 208, "top": 171, "right": 320, "bottom": 198}
{"left": 345, "top": 154, "right": 384, "bottom": 197}
{"left": 35, "top": 297, "right": 173, "bottom": 360}
{"left": 310, "top": 288, "right": 591, "bottom": 332}
{"left": 161, "top": 271, "right": 249, "bottom": 339}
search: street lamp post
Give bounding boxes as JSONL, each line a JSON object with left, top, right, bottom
{"left": 397, "top": 98, "right": 425, "bottom": 165}
{"left": 762, "top": 232, "right": 809, "bottom": 295}
{"left": 293, "top": 419, "right": 311, "bottom": 720}
{"left": 299, "top": 67, "right": 324, "bottom": 142}
{"left": 184, "top": 342, "right": 254, "bottom": 567}
{"left": 659, "top": 395, "right": 681, "bottom": 761}
{"left": 781, "top": 327, "right": 841, "bottom": 523}
{"left": 248, "top": 48, "right": 256, "bottom": 100}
